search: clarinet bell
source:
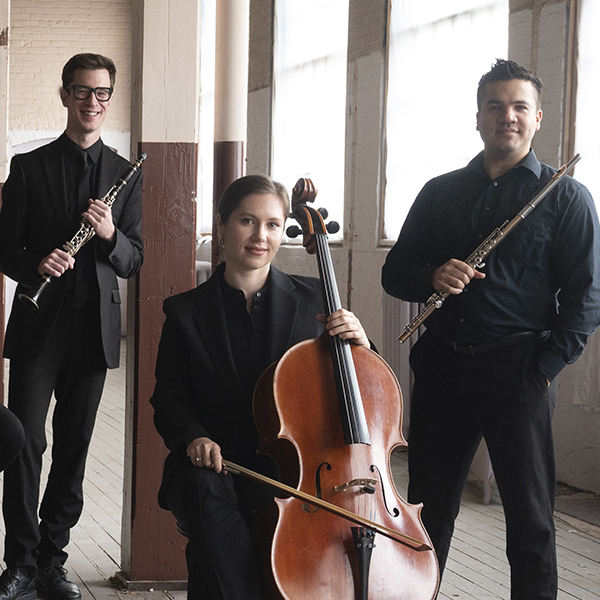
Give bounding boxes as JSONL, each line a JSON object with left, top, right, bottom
{"left": 18, "top": 275, "right": 52, "bottom": 311}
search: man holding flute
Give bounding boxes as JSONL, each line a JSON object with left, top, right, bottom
{"left": 0, "top": 53, "right": 143, "bottom": 600}
{"left": 382, "top": 59, "right": 600, "bottom": 599}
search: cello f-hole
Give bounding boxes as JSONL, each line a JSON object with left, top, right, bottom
{"left": 302, "top": 462, "right": 331, "bottom": 514}
{"left": 370, "top": 464, "right": 401, "bottom": 518}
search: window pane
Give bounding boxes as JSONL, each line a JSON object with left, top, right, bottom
{"left": 384, "top": 0, "right": 509, "bottom": 241}
{"left": 574, "top": 0, "right": 600, "bottom": 208}
{"left": 272, "top": 0, "right": 350, "bottom": 238}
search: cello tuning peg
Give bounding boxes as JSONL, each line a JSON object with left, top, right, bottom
{"left": 286, "top": 225, "right": 302, "bottom": 238}
{"left": 326, "top": 221, "right": 340, "bottom": 235}
{"left": 317, "top": 207, "right": 329, "bottom": 219}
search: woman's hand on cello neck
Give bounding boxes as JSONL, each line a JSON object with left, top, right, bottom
{"left": 187, "top": 437, "right": 225, "bottom": 473}
{"left": 318, "top": 309, "right": 370, "bottom": 349}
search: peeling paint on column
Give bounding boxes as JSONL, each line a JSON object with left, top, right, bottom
{"left": 0, "top": 28, "right": 8, "bottom": 46}
{"left": 127, "top": 141, "right": 197, "bottom": 582}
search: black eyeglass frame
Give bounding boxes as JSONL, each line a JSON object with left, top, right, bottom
{"left": 66, "top": 85, "right": 114, "bottom": 102}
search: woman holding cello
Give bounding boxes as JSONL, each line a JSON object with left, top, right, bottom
{"left": 150, "top": 174, "right": 371, "bottom": 599}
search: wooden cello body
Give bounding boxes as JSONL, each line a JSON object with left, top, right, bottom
{"left": 251, "top": 179, "right": 439, "bottom": 599}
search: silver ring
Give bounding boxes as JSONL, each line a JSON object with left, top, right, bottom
{"left": 196, "top": 457, "right": 202, "bottom": 462}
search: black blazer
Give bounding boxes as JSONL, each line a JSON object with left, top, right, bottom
{"left": 0, "top": 138, "right": 143, "bottom": 368}
{"left": 151, "top": 264, "right": 325, "bottom": 508}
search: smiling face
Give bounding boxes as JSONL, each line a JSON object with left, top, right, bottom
{"left": 60, "top": 68, "right": 112, "bottom": 148}
{"left": 218, "top": 193, "right": 287, "bottom": 279}
{"left": 476, "top": 78, "right": 542, "bottom": 166}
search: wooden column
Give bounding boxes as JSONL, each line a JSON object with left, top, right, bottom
{"left": 118, "top": 0, "right": 199, "bottom": 587}
{"left": 212, "top": 0, "right": 249, "bottom": 266}
{"left": 119, "top": 142, "right": 197, "bottom": 588}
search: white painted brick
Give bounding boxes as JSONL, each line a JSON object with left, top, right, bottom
{"left": 8, "top": 0, "right": 132, "bottom": 156}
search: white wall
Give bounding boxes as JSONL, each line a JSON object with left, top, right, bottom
{"left": 7, "top": 0, "right": 133, "bottom": 161}
{"left": 509, "top": 0, "right": 600, "bottom": 495}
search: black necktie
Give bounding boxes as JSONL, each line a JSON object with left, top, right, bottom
{"left": 77, "top": 150, "right": 91, "bottom": 216}
{"left": 72, "top": 150, "right": 94, "bottom": 304}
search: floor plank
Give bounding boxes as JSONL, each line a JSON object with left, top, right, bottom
{"left": 1, "top": 341, "right": 599, "bottom": 599}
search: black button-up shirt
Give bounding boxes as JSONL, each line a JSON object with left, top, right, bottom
{"left": 59, "top": 134, "right": 103, "bottom": 307}
{"left": 382, "top": 150, "right": 600, "bottom": 381}
{"left": 60, "top": 133, "right": 102, "bottom": 222}
{"left": 221, "top": 275, "right": 270, "bottom": 402}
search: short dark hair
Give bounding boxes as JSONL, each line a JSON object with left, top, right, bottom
{"left": 477, "top": 59, "right": 542, "bottom": 110}
{"left": 61, "top": 53, "right": 117, "bottom": 89}
{"left": 218, "top": 174, "right": 290, "bottom": 224}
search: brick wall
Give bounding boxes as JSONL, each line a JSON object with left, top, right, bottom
{"left": 8, "top": 0, "right": 132, "bottom": 155}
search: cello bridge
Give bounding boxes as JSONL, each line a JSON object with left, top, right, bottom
{"left": 333, "top": 478, "right": 378, "bottom": 494}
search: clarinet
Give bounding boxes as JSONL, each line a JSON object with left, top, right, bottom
{"left": 18, "top": 152, "right": 147, "bottom": 310}
{"left": 397, "top": 153, "right": 581, "bottom": 343}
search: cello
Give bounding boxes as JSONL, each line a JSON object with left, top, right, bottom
{"left": 243, "top": 178, "right": 439, "bottom": 599}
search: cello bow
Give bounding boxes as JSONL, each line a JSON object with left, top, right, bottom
{"left": 223, "top": 459, "right": 431, "bottom": 551}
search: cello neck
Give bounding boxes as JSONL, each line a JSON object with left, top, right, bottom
{"left": 313, "top": 230, "right": 371, "bottom": 446}
{"left": 314, "top": 231, "right": 343, "bottom": 316}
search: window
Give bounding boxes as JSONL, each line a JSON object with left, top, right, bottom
{"left": 573, "top": 0, "right": 600, "bottom": 207}
{"left": 272, "top": 0, "right": 350, "bottom": 239}
{"left": 384, "top": 0, "right": 509, "bottom": 241}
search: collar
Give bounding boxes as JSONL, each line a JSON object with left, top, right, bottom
{"left": 219, "top": 264, "right": 270, "bottom": 304}
{"left": 467, "top": 149, "right": 542, "bottom": 180}
{"left": 59, "top": 132, "right": 103, "bottom": 165}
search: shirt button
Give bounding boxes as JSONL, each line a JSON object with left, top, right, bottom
{"left": 459, "top": 318, "right": 465, "bottom": 323}
{"left": 493, "top": 181, "right": 498, "bottom": 186}
{"left": 485, "top": 206, "right": 491, "bottom": 211}
{"left": 256, "top": 292, "right": 261, "bottom": 297}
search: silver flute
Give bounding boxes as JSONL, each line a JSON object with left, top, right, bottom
{"left": 18, "top": 152, "right": 147, "bottom": 310}
{"left": 397, "top": 153, "right": 581, "bottom": 343}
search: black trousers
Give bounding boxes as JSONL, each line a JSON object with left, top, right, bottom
{"left": 165, "top": 453, "right": 277, "bottom": 600}
{"left": 2, "top": 304, "right": 107, "bottom": 571}
{"left": 0, "top": 403, "right": 25, "bottom": 472}
{"left": 407, "top": 332, "right": 557, "bottom": 600}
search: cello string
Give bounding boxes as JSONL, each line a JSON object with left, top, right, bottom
{"left": 317, "top": 232, "right": 363, "bottom": 442}
{"left": 318, "top": 232, "right": 369, "bottom": 443}
{"left": 316, "top": 233, "right": 355, "bottom": 433}
{"left": 316, "top": 231, "right": 373, "bottom": 522}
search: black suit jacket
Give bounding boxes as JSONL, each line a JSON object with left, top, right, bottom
{"left": 150, "top": 264, "right": 325, "bottom": 508}
{"left": 0, "top": 137, "right": 143, "bottom": 368}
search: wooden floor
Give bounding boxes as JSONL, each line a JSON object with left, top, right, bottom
{"left": 1, "top": 343, "right": 599, "bottom": 600}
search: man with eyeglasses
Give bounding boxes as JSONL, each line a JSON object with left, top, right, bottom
{"left": 0, "top": 53, "right": 143, "bottom": 600}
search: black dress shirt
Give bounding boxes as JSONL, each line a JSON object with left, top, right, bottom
{"left": 382, "top": 150, "right": 600, "bottom": 381}
{"left": 221, "top": 275, "right": 270, "bottom": 403}
{"left": 60, "top": 133, "right": 102, "bottom": 223}
{"left": 59, "top": 134, "right": 103, "bottom": 307}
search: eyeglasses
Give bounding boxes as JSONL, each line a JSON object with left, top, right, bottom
{"left": 67, "top": 85, "right": 113, "bottom": 102}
